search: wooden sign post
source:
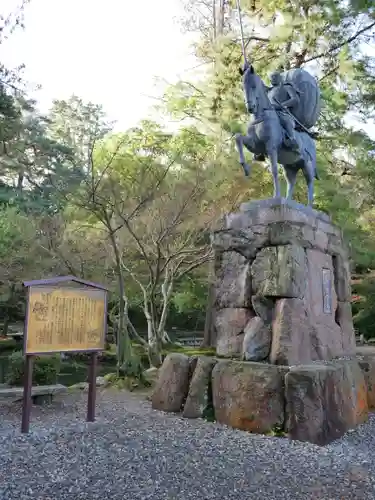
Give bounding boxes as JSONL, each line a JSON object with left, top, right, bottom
{"left": 21, "top": 276, "right": 108, "bottom": 433}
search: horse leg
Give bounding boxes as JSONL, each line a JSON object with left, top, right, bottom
{"left": 302, "top": 160, "right": 315, "bottom": 206}
{"left": 268, "top": 148, "right": 281, "bottom": 198}
{"left": 283, "top": 165, "right": 298, "bottom": 200}
{"left": 235, "top": 133, "right": 251, "bottom": 176}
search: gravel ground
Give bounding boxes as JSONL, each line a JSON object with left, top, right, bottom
{"left": 0, "top": 389, "right": 375, "bottom": 500}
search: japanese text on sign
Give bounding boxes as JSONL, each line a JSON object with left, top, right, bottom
{"left": 25, "top": 286, "right": 106, "bottom": 354}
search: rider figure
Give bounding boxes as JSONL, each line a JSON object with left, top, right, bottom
{"left": 267, "top": 72, "right": 300, "bottom": 152}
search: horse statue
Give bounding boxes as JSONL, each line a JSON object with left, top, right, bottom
{"left": 235, "top": 62, "right": 321, "bottom": 206}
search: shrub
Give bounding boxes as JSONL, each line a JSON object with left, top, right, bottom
{"left": 352, "top": 277, "right": 375, "bottom": 339}
{"left": 64, "top": 351, "right": 117, "bottom": 365}
{"left": 0, "top": 338, "right": 19, "bottom": 353}
{"left": 6, "top": 351, "right": 61, "bottom": 386}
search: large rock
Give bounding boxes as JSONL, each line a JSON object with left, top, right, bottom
{"left": 212, "top": 228, "right": 266, "bottom": 260}
{"left": 269, "top": 250, "right": 354, "bottom": 365}
{"left": 270, "top": 298, "right": 312, "bottom": 365}
{"left": 151, "top": 353, "right": 191, "bottom": 412}
{"left": 336, "top": 301, "right": 356, "bottom": 355}
{"left": 214, "top": 251, "right": 251, "bottom": 308}
{"left": 332, "top": 254, "right": 351, "bottom": 301}
{"left": 215, "top": 308, "right": 254, "bottom": 357}
{"left": 358, "top": 357, "right": 375, "bottom": 409}
{"left": 183, "top": 357, "right": 217, "bottom": 419}
{"left": 306, "top": 249, "right": 337, "bottom": 318}
{"left": 251, "top": 245, "right": 306, "bottom": 299}
{"left": 334, "top": 359, "right": 368, "bottom": 428}
{"left": 212, "top": 360, "right": 285, "bottom": 434}
{"left": 304, "top": 249, "right": 350, "bottom": 359}
{"left": 285, "top": 360, "right": 368, "bottom": 445}
{"left": 213, "top": 220, "right": 269, "bottom": 259}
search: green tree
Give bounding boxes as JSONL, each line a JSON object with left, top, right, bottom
{"left": 166, "top": 0, "right": 375, "bottom": 264}
{"left": 0, "top": 206, "right": 48, "bottom": 334}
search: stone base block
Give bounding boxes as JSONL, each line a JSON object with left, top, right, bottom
{"left": 285, "top": 359, "right": 368, "bottom": 445}
{"left": 211, "top": 198, "right": 355, "bottom": 364}
{"left": 183, "top": 357, "right": 217, "bottom": 419}
{"left": 151, "top": 353, "right": 190, "bottom": 412}
{"left": 358, "top": 356, "right": 375, "bottom": 409}
{"left": 211, "top": 360, "right": 285, "bottom": 433}
{"left": 152, "top": 354, "right": 370, "bottom": 446}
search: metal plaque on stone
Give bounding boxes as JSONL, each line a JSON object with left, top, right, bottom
{"left": 322, "top": 268, "right": 332, "bottom": 314}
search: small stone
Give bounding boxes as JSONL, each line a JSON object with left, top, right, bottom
{"left": 251, "top": 295, "right": 274, "bottom": 323}
{"left": 242, "top": 317, "right": 271, "bottom": 361}
{"left": 96, "top": 376, "right": 106, "bottom": 387}
{"left": 71, "top": 382, "right": 89, "bottom": 391}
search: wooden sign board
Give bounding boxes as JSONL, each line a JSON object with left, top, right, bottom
{"left": 25, "top": 285, "right": 106, "bottom": 354}
{"left": 21, "top": 275, "right": 109, "bottom": 433}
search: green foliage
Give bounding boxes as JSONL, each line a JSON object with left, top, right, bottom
{"left": 267, "top": 425, "right": 286, "bottom": 438}
{"left": 123, "top": 342, "right": 216, "bottom": 370}
{"left": 0, "top": 338, "right": 18, "bottom": 353}
{"left": 6, "top": 351, "right": 61, "bottom": 386}
{"left": 3, "top": 0, "right": 375, "bottom": 374}
{"left": 202, "top": 403, "right": 216, "bottom": 422}
{"left": 164, "top": 345, "right": 216, "bottom": 357}
{"left": 172, "top": 277, "right": 207, "bottom": 314}
{"left": 352, "top": 276, "right": 375, "bottom": 338}
{"left": 103, "top": 371, "right": 151, "bottom": 391}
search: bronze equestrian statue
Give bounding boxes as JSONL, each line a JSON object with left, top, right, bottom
{"left": 235, "top": 62, "right": 321, "bottom": 206}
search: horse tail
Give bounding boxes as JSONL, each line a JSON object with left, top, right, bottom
{"left": 303, "top": 134, "right": 319, "bottom": 180}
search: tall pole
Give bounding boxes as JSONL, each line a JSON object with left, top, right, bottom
{"left": 236, "top": 0, "right": 247, "bottom": 65}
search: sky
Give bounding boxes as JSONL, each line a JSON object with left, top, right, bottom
{"left": 1, "top": 0, "right": 198, "bottom": 130}
{"left": 1, "top": 0, "right": 374, "bottom": 139}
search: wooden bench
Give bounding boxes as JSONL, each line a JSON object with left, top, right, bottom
{"left": 0, "top": 384, "right": 67, "bottom": 405}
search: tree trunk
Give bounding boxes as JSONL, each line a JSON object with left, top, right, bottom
{"left": 108, "top": 229, "right": 135, "bottom": 376}
{"left": 127, "top": 319, "right": 147, "bottom": 346}
{"left": 17, "top": 172, "right": 24, "bottom": 192}
{"left": 202, "top": 265, "right": 215, "bottom": 347}
{"left": 142, "top": 298, "right": 163, "bottom": 368}
{"left": 161, "top": 330, "right": 173, "bottom": 345}
{"left": 157, "top": 272, "right": 174, "bottom": 346}
{"left": 2, "top": 283, "right": 16, "bottom": 337}
{"left": 146, "top": 320, "right": 163, "bottom": 368}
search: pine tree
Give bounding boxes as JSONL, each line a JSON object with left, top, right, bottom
{"left": 165, "top": 0, "right": 375, "bottom": 267}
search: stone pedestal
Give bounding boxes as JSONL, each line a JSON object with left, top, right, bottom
{"left": 211, "top": 198, "right": 355, "bottom": 365}
{"left": 150, "top": 200, "right": 368, "bottom": 446}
